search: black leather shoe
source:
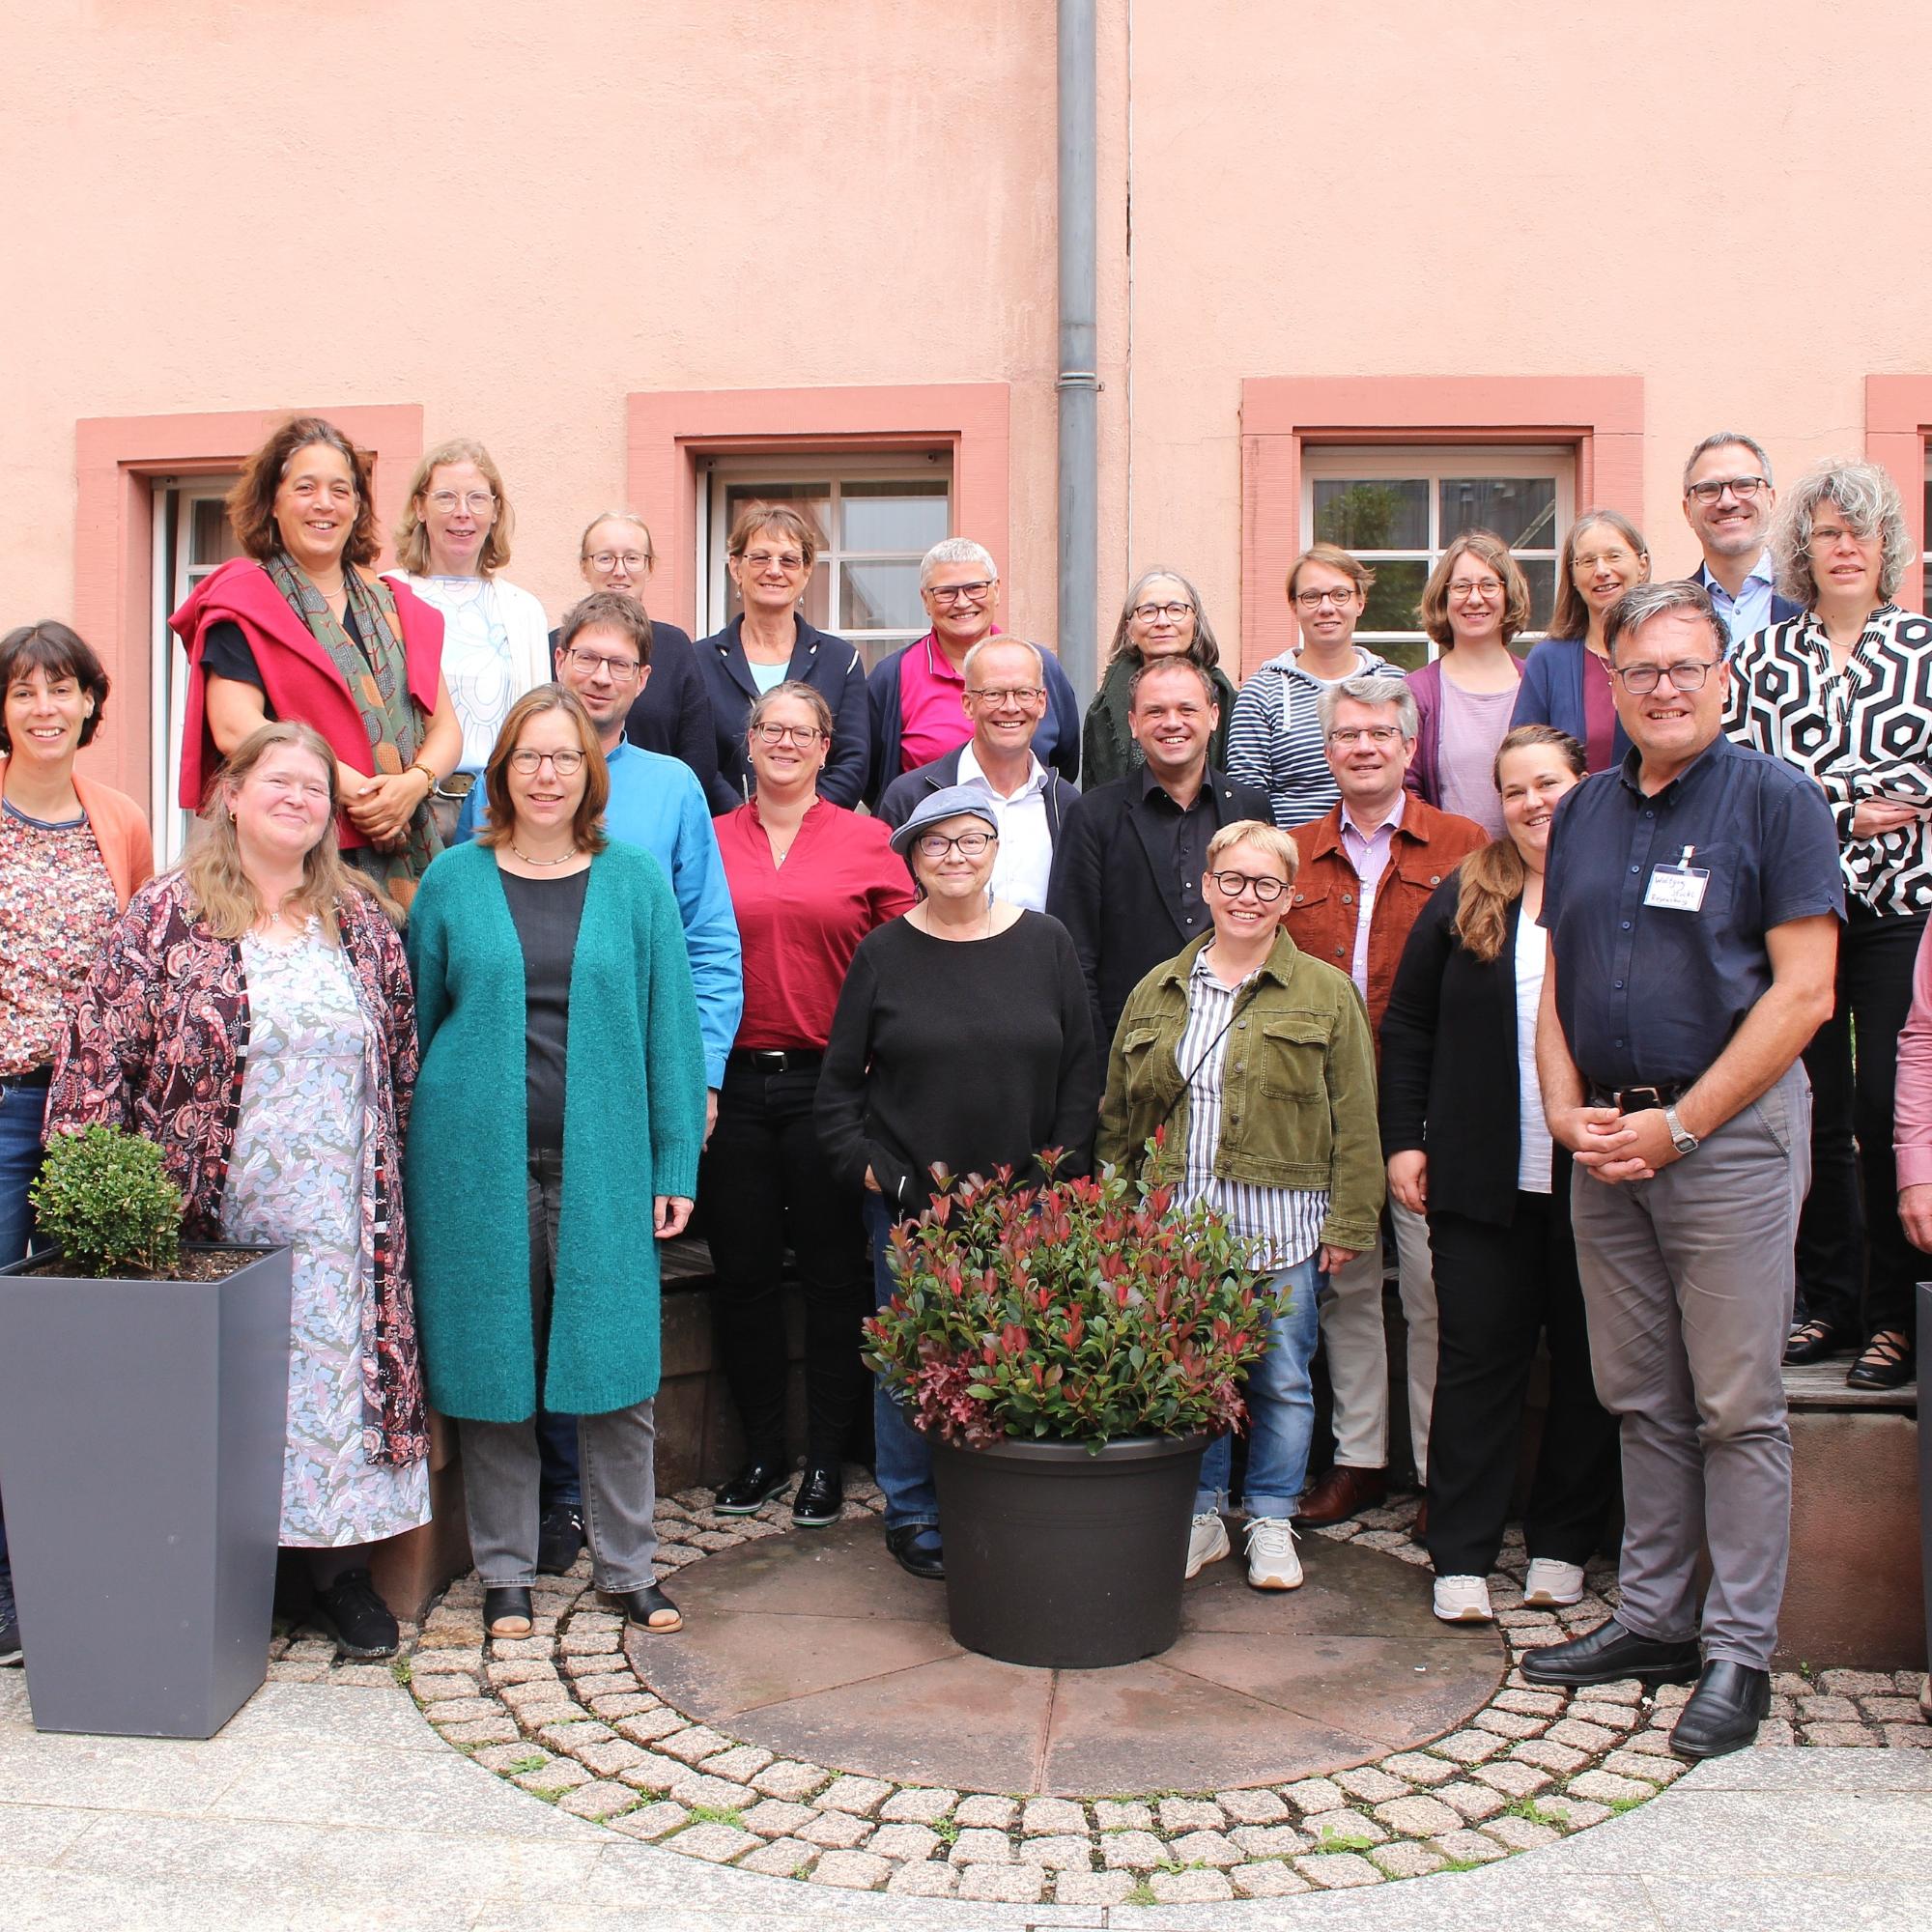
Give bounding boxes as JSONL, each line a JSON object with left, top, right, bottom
{"left": 1670, "top": 1659, "right": 1771, "bottom": 1760}
{"left": 483, "top": 1586, "right": 533, "bottom": 1639}
{"left": 793, "top": 1462, "right": 843, "bottom": 1528}
{"left": 1846, "top": 1329, "right": 1915, "bottom": 1390}
{"left": 1783, "top": 1318, "right": 1847, "bottom": 1366}
{"left": 616, "top": 1584, "right": 682, "bottom": 1633}
{"left": 713, "top": 1459, "right": 792, "bottom": 1515}
{"left": 885, "top": 1523, "right": 945, "bottom": 1580}
{"left": 1521, "top": 1617, "right": 1701, "bottom": 1690}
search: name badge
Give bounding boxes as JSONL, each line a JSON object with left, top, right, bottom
{"left": 1644, "top": 844, "right": 1710, "bottom": 913}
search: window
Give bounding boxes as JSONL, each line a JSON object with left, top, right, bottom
{"left": 151, "top": 479, "right": 242, "bottom": 865}
{"left": 698, "top": 454, "right": 952, "bottom": 672}
{"left": 1922, "top": 446, "right": 1930, "bottom": 611}
{"left": 1301, "top": 446, "right": 1572, "bottom": 669}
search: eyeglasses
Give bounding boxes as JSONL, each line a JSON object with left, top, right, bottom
{"left": 752, "top": 723, "right": 825, "bottom": 747}
{"left": 925, "top": 580, "right": 994, "bottom": 604}
{"left": 739, "top": 550, "right": 807, "bottom": 574}
{"left": 562, "top": 648, "right": 641, "bottom": 681}
{"left": 914, "top": 829, "right": 995, "bottom": 858}
{"left": 1132, "top": 600, "right": 1195, "bottom": 623}
{"left": 425, "top": 490, "right": 496, "bottom": 515}
{"left": 1207, "top": 869, "right": 1289, "bottom": 903}
{"left": 1686, "top": 475, "right": 1769, "bottom": 504}
{"left": 585, "top": 550, "right": 652, "bottom": 573}
{"left": 1611, "top": 659, "right": 1719, "bottom": 695}
{"left": 965, "top": 685, "right": 1045, "bottom": 706}
{"left": 1327, "top": 725, "right": 1404, "bottom": 747}
{"left": 1806, "top": 525, "right": 1872, "bottom": 554}
{"left": 1448, "top": 578, "right": 1504, "bottom": 602}
{"left": 1573, "top": 548, "right": 1637, "bottom": 572}
{"left": 508, "top": 748, "right": 585, "bottom": 776}
{"left": 1293, "top": 586, "right": 1357, "bottom": 611}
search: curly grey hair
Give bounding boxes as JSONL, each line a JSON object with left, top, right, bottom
{"left": 1770, "top": 459, "right": 1914, "bottom": 607}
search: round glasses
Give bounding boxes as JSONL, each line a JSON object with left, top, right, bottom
{"left": 752, "top": 724, "right": 825, "bottom": 747}
{"left": 425, "top": 490, "right": 496, "bottom": 515}
{"left": 508, "top": 748, "right": 585, "bottom": 776}
{"left": 586, "top": 550, "right": 651, "bottom": 573}
{"left": 1293, "top": 587, "right": 1357, "bottom": 611}
{"left": 1132, "top": 600, "right": 1195, "bottom": 623}
{"left": 1208, "top": 869, "right": 1289, "bottom": 903}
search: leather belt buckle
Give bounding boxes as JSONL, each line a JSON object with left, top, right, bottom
{"left": 752, "top": 1050, "right": 790, "bottom": 1073}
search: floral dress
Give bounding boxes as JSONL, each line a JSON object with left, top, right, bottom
{"left": 220, "top": 925, "right": 430, "bottom": 1547}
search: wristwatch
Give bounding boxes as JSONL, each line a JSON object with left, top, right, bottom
{"left": 1663, "top": 1104, "right": 1699, "bottom": 1156}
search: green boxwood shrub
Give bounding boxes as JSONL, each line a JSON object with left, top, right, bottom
{"left": 28, "top": 1125, "right": 183, "bottom": 1278}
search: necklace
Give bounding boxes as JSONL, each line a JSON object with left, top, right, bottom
{"left": 512, "top": 844, "right": 580, "bottom": 868}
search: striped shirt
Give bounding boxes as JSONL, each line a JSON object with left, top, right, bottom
{"left": 1226, "top": 644, "right": 1396, "bottom": 829}
{"left": 1178, "top": 951, "right": 1329, "bottom": 1268}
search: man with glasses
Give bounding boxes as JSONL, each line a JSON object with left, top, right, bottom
{"left": 1528, "top": 581, "right": 1839, "bottom": 1760}
{"left": 1681, "top": 432, "right": 1804, "bottom": 651}
{"left": 876, "top": 637, "right": 1080, "bottom": 911}
{"left": 1280, "top": 679, "right": 1487, "bottom": 1528}
{"left": 867, "top": 538, "right": 1081, "bottom": 803}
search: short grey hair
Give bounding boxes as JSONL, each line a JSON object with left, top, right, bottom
{"left": 1603, "top": 581, "right": 1730, "bottom": 660}
{"left": 1770, "top": 458, "right": 1915, "bottom": 607}
{"left": 1682, "top": 431, "right": 1774, "bottom": 492}
{"left": 1316, "top": 672, "right": 1416, "bottom": 740}
{"left": 919, "top": 537, "right": 999, "bottom": 589}
{"left": 961, "top": 636, "right": 1043, "bottom": 686}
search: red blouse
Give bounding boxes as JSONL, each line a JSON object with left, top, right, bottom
{"left": 714, "top": 798, "right": 914, "bottom": 1050}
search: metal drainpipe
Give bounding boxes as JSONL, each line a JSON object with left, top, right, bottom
{"left": 1057, "top": 0, "right": 1099, "bottom": 706}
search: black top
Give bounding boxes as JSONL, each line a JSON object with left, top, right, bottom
{"left": 1541, "top": 734, "right": 1842, "bottom": 1090}
{"left": 814, "top": 911, "right": 1099, "bottom": 1212}
{"left": 497, "top": 867, "right": 590, "bottom": 1151}
{"left": 548, "top": 619, "right": 717, "bottom": 800}
{"left": 202, "top": 610, "right": 375, "bottom": 696}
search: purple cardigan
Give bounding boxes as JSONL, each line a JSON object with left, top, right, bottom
{"left": 1403, "top": 655, "right": 1522, "bottom": 805}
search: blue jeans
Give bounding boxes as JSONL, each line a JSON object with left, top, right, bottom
{"left": 0, "top": 1070, "right": 50, "bottom": 1572}
{"left": 864, "top": 1192, "right": 937, "bottom": 1530}
{"left": 536, "top": 1407, "right": 582, "bottom": 1509}
{"left": 1197, "top": 1257, "right": 1322, "bottom": 1520}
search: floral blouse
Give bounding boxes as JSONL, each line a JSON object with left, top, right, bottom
{"left": 0, "top": 804, "right": 118, "bottom": 1077}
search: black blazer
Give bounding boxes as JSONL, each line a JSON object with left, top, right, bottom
{"left": 1046, "top": 766, "right": 1272, "bottom": 1053}
{"left": 696, "top": 614, "right": 870, "bottom": 814}
{"left": 1378, "top": 871, "right": 1571, "bottom": 1228}
{"left": 546, "top": 619, "right": 718, "bottom": 799}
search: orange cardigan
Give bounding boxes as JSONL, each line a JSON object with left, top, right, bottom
{"left": 1, "top": 760, "right": 156, "bottom": 908}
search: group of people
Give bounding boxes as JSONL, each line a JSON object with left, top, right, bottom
{"left": 0, "top": 413, "right": 1926, "bottom": 1768}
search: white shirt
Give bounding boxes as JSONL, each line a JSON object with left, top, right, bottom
{"left": 958, "top": 742, "right": 1054, "bottom": 912}
{"left": 1514, "top": 906, "right": 1553, "bottom": 1194}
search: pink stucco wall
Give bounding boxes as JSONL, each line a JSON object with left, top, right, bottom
{"left": 9, "top": 0, "right": 1932, "bottom": 802}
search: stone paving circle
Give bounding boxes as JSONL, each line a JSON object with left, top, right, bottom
{"left": 269, "top": 1471, "right": 1932, "bottom": 1910}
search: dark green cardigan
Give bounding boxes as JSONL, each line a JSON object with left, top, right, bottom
{"left": 1080, "top": 653, "right": 1238, "bottom": 791}
{"left": 404, "top": 839, "right": 706, "bottom": 1421}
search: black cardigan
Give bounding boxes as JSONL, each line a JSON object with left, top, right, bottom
{"left": 1378, "top": 870, "right": 1570, "bottom": 1228}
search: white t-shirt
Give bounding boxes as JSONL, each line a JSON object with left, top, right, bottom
{"left": 1515, "top": 905, "right": 1553, "bottom": 1194}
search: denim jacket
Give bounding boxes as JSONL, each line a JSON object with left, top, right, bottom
{"left": 1095, "top": 928, "right": 1384, "bottom": 1254}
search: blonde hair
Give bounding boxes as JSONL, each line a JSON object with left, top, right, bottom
{"left": 392, "top": 438, "right": 514, "bottom": 576}
{"left": 183, "top": 722, "right": 370, "bottom": 942}
{"left": 1205, "top": 818, "right": 1300, "bottom": 884}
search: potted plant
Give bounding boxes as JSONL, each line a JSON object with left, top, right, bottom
{"left": 864, "top": 1151, "right": 1281, "bottom": 1669}
{"left": 0, "top": 1124, "right": 291, "bottom": 1738}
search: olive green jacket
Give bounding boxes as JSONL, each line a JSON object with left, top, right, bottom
{"left": 1095, "top": 928, "right": 1384, "bottom": 1254}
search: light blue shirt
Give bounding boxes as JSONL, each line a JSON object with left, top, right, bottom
{"left": 1699, "top": 553, "right": 1776, "bottom": 656}
{"left": 453, "top": 741, "right": 743, "bottom": 1087}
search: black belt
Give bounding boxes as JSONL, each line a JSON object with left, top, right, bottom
{"left": 1585, "top": 1080, "right": 1693, "bottom": 1111}
{"left": 731, "top": 1048, "right": 822, "bottom": 1073}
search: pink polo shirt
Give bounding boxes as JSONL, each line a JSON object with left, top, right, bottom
{"left": 1893, "top": 920, "right": 1932, "bottom": 1187}
{"left": 897, "top": 625, "right": 1006, "bottom": 774}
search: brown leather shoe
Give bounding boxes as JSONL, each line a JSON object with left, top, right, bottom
{"left": 1293, "top": 1464, "right": 1387, "bottom": 1525}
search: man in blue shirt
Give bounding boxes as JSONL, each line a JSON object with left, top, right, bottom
{"left": 1681, "top": 431, "right": 1803, "bottom": 650}
{"left": 1527, "top": 581, "right": 1839, "bottom": 1761}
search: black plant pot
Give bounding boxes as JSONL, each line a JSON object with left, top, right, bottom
{"left": 929, "top": 1430, "right": 1207, "bottom": 1669}
{"left": 0, "top": 1243, "right": 292, "bottom": 1737}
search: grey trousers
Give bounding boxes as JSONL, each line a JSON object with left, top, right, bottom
{"left": 460, "top": 1149, "right": 660, "bottom": 1593}
{"left": 1569, "top": 1061, "right": 1809, "bottom": 1669}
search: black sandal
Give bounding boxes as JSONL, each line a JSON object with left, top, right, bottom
{"left": 1846, "top": 1329, "right": 1915, "bottom": 1390}
{"left": 616, "top": 1584, "right": 682, "bottom": 1633}
{"left": 484, "top": 1585, "right": 533, "bottom": 1639}
{"left": 1783, "top": 1319, "right": 1845, "bottom": 1366}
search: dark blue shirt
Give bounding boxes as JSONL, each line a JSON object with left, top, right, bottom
{"left": 1541, "top": 733, "right": 1842, "bottom": 1089}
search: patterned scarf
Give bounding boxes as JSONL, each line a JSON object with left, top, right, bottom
{"left": 264, "top": 551, "right": 442, "bottom": 906}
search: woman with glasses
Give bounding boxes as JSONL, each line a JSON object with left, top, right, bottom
{"left": 696, "top": 503, "right": 869, "bottom": 813}
{"left": 557, "top": 512, "right": 717, "bottom": 798}
{"left": 1081, "top": 569, "right": 1238, "bottom": 791}
{"left": 1511, "top": 512, "right": 1651, "bottom": 774}
{"left": 386, "top": 440, "right": 552, "bottom": 839}
{"left": 702, "top": 683, "right": 914, "bottom": 1528}
{"left": 1097, "top": 819, "right": 1381, "bottom": 1593}
{"left": 1728, "top": 459, "right": 1932, "bottom": 1390}
{"left": 817, "top": 783, "right": 1098, "bottom": 1580}
{"left": 406, "top": 686, "right": 706, "bottom": 1641}
{"left": 1229, "top": 544, "right": 1398, "bottom": 828}
{"left": 1405, "top": 532, "right": 1530, "bottom": 838}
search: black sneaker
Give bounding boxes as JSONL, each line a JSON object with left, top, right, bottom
{"left": 308, "top": 1567, "right": 399, "bottom": 1660}
{"left": 0, "top": 1562, "right": 19, "bottom": 1667}
{"left": 537, "top": 1499, "right": 585, "bottom": 1575}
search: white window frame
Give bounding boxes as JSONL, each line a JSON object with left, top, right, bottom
{"left": 1299, "top": 444, "right": 1574, "bottom": 662}
{"left": 696, "top": 451, "right": 952, "bottom": 668}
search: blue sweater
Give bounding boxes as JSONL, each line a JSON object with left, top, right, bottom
{"left": 405, "top": 841, "right": 706, "bottom": 1420}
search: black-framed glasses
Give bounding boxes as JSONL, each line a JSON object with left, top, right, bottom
{"left": 508, "top": 748, "right": 585, "bottom": 776}
{"left": 1131, "top": 600, "right": 1195, "bottom": 623}
{"left": 752, "top": 723, "right": 825, "bottom": 747}
{"left": 562, "top": 648, "right": 641, "bottom": 681}
{"left": 926, "top": 580, "right": 994, "bottom": 604}
{"left": 1686, "top": 475, "right": 1769, "bottom": 504}
{"left": 914, "top": 829, "right": 995, "bottom": 859}
{"left": 1293, "top": 586, "right": 1357, "bottom": 611}
{"left": 1611, "top": 659, "right": 1719, "bottom": 695}
{"left": 1208, "top": 869, "right": 1289, "bottom": 903}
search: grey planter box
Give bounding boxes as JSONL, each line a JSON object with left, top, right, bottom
{"left": 0, "top": 1243, "right": 292, "bottom": 1738}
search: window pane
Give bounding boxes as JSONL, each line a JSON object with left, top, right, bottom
{"left": 190, "top": 497, "right": 242, "bottom": 567}
{"left": 840, "top": 560, "right": 925, "bottom": 631}
{"left": 1439, "top": 476, "right": 1556, "bottom": 549}
{"left": 840, "top": 479, "right": 949, "bottom": 553}
{"left": 1314, "top": 479, "right": 1428, "bottom": 551}
{"left": 1358, "top": 559, "right": 1428, "bottom": 636}
{"left": 1367, "top": 637, "right": 1429, "bottom": 673}
{"left": 724, "top": 483, "right": 831, "bottom": 554}
{"left": 1518, "top": 559, "right": 1555, "bottom": 633}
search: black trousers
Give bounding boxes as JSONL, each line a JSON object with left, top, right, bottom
{"left": 1796, "top": 904, "right": 1928, "bottom": 1340}
{"left": 697, "top": 1055, "right": 869, "bottom": 1464}
{"left": 1424, "top": 1192, "right": 1620, "bottom": 1579}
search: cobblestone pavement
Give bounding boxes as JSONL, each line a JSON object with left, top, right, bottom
{"left": 283, "top": 1473, "right": 1930, "bottom": 1912}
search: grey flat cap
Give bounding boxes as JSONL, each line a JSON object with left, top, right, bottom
{"left": 887, "top": 783, "right": 1001, "bottom": 857}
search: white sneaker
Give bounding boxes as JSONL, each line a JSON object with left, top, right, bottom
{"left": 1185, "top": 1510, "right": 1231, "bottom": 1578}
{"left": 1522, "top": 1558, "right": 1586, "bottom": 1607}
{"left": 1244, "top": 1517, "right": 1303, "bottom": 1590}
{"left": 1433, "top": 1574, "right": 1494, "bottom": 1623}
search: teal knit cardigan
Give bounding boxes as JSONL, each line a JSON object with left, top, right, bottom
{"left": 404, "top": 839, "right": 706, "bottom": 1422}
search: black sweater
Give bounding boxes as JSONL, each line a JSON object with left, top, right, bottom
{"left": 815, "top": 912, "right": 1099, "bottom": 1212}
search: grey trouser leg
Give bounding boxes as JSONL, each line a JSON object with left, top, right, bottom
{"left": 460, "top": 1416, "right": 541, "bottom": 1588}
{"left": 1569, "top": 1061, "right": 1809, "bottom": 1669}
{"left": 580, "top": 1399, "right": 660, "bottom": 1593}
